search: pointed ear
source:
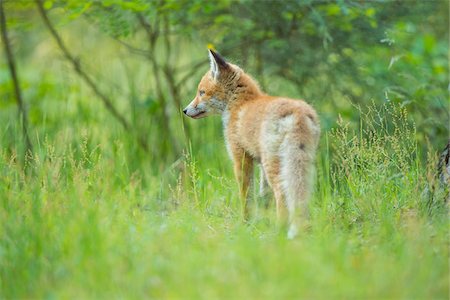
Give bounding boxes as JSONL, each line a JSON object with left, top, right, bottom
{"left": 208, "top": 49, "right": 229, "bottom": 80}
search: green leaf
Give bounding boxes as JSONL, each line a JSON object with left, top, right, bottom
{"left": 43, "top": 1, "right": 53, "bottom": 10}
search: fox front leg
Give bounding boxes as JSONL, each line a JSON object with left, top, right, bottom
{"left": 232, "top": 149, "right": 254, "bottom": 220}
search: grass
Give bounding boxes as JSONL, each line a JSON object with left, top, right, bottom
{"left": 0, "top": 101, "right": 448, "bottom": 299}
{"left": 0, "top": 19, "right": 448, "bottom": 299}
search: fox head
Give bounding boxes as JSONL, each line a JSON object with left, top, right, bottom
{"left": 183, "top": 49, "right": 259, "bottom": 119}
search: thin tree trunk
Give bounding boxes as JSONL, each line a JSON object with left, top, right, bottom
{"left": 35, "top": 0, "right": 129, "bottom": 130}
{"left": 35, "top": 1, "right": 131, "bottom": 129}
{"left": 163, "top": 65, "right": 190, "bottom": 137}
{"left": 36, "top": 0, "right": 151, "bottom": 152}
{"left": 0, "top": 0, "right": 33, "bottom": 153}
{"left": 137, "top": 13, "right": 181, "bottom": 156}
{"left": 160, "top": 15, "right": 190, "bottom": 140}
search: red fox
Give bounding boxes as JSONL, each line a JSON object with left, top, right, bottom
{"left": 183, "top": 50, "right": 320, "bottom": 238}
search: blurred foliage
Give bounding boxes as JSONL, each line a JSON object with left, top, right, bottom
{"left": 0, "top": 0, "right": 448, "bottom": 161}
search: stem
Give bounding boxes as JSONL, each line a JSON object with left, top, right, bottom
{"left": 0, "top": 0, "right": 33, "bottom": 153}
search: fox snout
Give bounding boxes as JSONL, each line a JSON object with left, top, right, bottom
{"left": 183, "top": 99, "right": 208, "bottom": 119}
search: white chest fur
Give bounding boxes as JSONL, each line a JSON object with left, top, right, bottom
{"left": 221, "top": 110, "right": 233, "bottom": 159}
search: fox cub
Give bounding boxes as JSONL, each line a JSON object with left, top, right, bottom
{"left": 183, "top": 50, "right": 320, "bottom": 238}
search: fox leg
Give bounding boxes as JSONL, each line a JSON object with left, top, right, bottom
{"left": 262, "top": 157, "right": 287, "bottom": 223}
{"left": 259, "top": 165, "right": 267, "bottom": 197}
{"left": 232, "top": 149, "right": 254, "bottom": 220}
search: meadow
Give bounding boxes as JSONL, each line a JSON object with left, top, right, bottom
{"left": 0, "top": 1, "right": 449, "bottom": 299}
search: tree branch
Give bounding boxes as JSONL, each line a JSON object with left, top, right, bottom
{"left": 110, "top": 36, "right": 152, "bottom": 59}
{"left": 0, "top": 0, "right": 33, "bottom": 153}
{"left": 175, "top": 58, "right": 209, "bottom": 89}
{"left": 35, "top": 0, "right": 131, "bottom": 132}
{"left": 136, "top": 12, "right": 181, "bottom": 155}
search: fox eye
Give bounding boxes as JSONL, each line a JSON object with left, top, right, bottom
{"left": 199, "top": 90, "right": 205, "bottom": 96}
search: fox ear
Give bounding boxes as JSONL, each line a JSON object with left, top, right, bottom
{"left": 208, "top": 49, "right": 229, "bottom": 81}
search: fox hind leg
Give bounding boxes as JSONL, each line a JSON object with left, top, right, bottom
{"left": 259, "top": 165, "right": 267, "bottom": 198}
{"left": 262, "top": 157, "right": 287, "bottom": 224}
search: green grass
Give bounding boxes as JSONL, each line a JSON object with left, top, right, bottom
{"left": 0, "top": 102, "right": 448, "bottom": 299}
